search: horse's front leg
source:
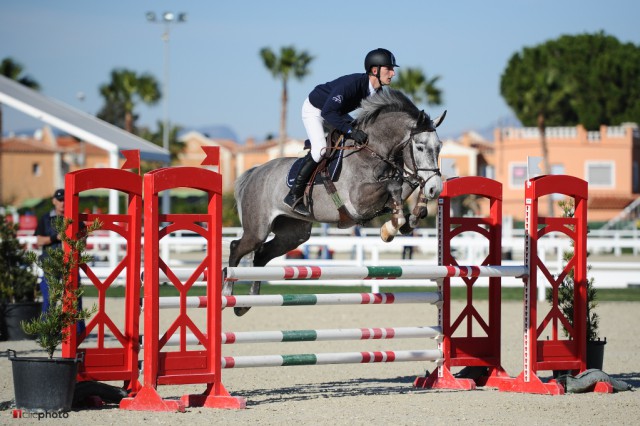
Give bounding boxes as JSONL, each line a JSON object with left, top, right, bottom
{"left": 380, "top": 181, "right": 405, "bottom": 243}
{"left": 402, "top": 191, "right": 429, "bottom": 233}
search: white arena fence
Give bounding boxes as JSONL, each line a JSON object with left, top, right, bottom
{"left": 18, "top": 226, "right": 640, "bottom": 294}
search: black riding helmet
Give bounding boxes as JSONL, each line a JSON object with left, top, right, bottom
{"left": 364, "top": 48, "right": 399, "bottom": 74}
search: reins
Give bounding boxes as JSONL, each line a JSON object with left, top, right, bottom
{"left": 323, "top": 111, "right": 441, "bottom": 193}
{"left": 346, "top": 122, "right": 441, "bottom": 191}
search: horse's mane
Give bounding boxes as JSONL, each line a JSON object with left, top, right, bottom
{"left": 355, "top": 88, "right": 426, "bottom": 128}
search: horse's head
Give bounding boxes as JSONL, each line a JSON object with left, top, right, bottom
{"left": 356, "top": 89, "right": 445, "bottom": 202}
{"left": 404, "top": 109, "right": 446, "bottom": 200}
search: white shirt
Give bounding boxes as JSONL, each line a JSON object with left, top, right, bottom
{"left": 368, "top": 81, "right": 377, "bottom": 97}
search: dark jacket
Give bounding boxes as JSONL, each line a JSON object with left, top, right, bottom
{"left": 34, "top": 211, "right": 86, "bottom": 260}
{"left": 34, "top": 210, "right": 62, "bottom": 258}
{"left": 308, "top": 73, "right": 374, "bottom": 134}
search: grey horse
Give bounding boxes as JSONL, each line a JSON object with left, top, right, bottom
{"left": 226, "top": 89, "right": 445, "bottom": 315}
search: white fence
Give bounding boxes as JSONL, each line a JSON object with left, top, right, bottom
{"left": 18, "top": 226, "right": 640, "bottom": 294}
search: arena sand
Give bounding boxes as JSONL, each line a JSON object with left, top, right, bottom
{"left": 1, "top": 299, "right": 638, "bottom": 425}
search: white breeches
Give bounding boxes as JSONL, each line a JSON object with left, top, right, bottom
{"left": 301, "top": 97, "right": 327, "bottom": 162}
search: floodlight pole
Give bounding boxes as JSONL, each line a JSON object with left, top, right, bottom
{"left": 146, "top": 11, "right": 186, "bottom": 213}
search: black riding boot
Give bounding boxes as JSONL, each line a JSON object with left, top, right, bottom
{"left": 284, "top": 154, "right": 317, "bottom": 216}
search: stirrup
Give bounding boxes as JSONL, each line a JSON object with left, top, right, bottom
{"left": 292, "top": 198, "right": 310, "bottom": 216}
{"left": 285, "top": 195, "right": 310, "bottom": 216}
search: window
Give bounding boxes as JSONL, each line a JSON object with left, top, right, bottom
{"left": 634, "top": 162, "right": 639, "bottom": 193}
{"left": 509, "top": 163, "right": 527, "bottom": 188}
{"left": 585, "top": 161, "right": 614, "bottom": 188}
{"left": 510, "top": 162, "right": 565, "bottom": 189}
{"left": 32, "top": 163, "right": 41, "bottom": 177}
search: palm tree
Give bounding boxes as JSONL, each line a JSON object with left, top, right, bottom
{"left": 392, "top": 67, "right": 443, "bottom": 107}
{"left": 97, "top": 68, "right": 161, "bottom": 134}
{"left": 0, "top": 57, "right": 41, "bottom": 205}
{"left": 259, "top": 46, "right": 313, "bottom": 156}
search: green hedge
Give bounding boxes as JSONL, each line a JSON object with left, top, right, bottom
{"left": 80, "top": 283, "right": 640, "bottom": 301}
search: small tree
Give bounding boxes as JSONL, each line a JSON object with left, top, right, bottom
{"left": 22, "top": 217, "right": 99, "bottom": 358}
{"left": 546, "top": 200, "right": 599, "bottom": 341}
{"left": 0, "top": 215, "right": 38, "bottom": 303}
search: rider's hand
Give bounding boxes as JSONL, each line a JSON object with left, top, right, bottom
{"left": 350, "top": 129, "right": 368, "bottom": 146}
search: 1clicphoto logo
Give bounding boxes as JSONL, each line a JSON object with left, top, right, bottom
{"left": 12, "top": 409, "right": 69, "bottom": 420}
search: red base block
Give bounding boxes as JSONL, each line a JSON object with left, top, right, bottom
{"left": 120, "top": 386, "right": 186, "bottom": 412}
{"left": 498, "top": 370, "right": 564, "bottom": 395}
{"left": 414, "top": 367, "right": 476, "bottom": 390}
{"left": 181, "top": 385, "right": 246, "bottom": 409}
{"left": 593, "top": 381, "right": 614, "bottom": 393}
{"left": 477, "top": 367, "right": 515, "bottom": 388}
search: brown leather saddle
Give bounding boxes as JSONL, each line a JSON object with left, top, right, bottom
{"left": 285, "top": 130, "right": 346, "bottom": 188}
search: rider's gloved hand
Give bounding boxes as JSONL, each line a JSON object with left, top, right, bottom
{"left": 350, "top": 129, "right": 368, "bottom": 146}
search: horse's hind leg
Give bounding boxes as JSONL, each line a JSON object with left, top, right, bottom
{"left": 224, "top": 233, "right": 264, "bottom": 297}
{"left": 254, "top": 217, "right": 312, "bottom": 267}
{"left": 233, "top": 217, "right": 312, "bottom": 317}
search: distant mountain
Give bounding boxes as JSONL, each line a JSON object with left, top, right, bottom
{"left": 441, "top": 114, "right": 522, "bottom": 141}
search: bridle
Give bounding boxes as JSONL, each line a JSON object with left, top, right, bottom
{"left": 356, "top": 110, "right": 441, "bottom": 191}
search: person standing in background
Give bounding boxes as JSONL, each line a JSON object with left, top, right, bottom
{"left": 34, "top": 188, "right": 86, "bottom": 335}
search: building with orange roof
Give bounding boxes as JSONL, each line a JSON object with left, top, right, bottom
{"left": 2, "top": 122, "right": 638, "bottom": 225}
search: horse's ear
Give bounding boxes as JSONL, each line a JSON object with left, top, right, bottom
{"left": 414, "top": 110, "right": 431, "bottom": 131}
{"left": 433, "top": 110, "right": 447, "bottom": 128}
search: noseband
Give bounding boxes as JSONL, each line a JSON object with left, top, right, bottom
{"left": 362, "top": 110, "right": 441, "bottom": 190}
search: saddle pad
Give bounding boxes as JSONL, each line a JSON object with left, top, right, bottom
{"left": 286, "top": 140, "right": 345, "bottom": 188}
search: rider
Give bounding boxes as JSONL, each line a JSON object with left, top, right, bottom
{"left": 283, "top": 48, "right": 399, "bottom": 216}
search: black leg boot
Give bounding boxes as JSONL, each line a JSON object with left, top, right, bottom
{"left": 284, "top": 154, "right": 317, "bottom": 216}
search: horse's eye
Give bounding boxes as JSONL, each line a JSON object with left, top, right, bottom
{"left": 415, "top": 145, "right": 424, "bottom": 152}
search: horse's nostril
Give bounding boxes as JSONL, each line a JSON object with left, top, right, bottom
{"left": 425, "top": 184, "right": 442, "bottom": 199}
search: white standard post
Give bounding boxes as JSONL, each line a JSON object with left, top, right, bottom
{"left": 538, "top": 248, "right": 546, "bottom": 302}
{"left": 108, "top": 150, "right": 119, "bottom": 271}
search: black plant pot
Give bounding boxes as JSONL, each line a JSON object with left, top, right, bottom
{"left": 8, "top": 350, "right": 82, "bottom": 412}
{"left": 552, "top": 338, "right": 607, "bottom": 378}
{"left": 587, "top": 338, "right": 607, "bottom": 370}
{"left": 2, "top": 302, "right": 42, "bottom": 341}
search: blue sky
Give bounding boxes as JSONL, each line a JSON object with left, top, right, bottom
{"left": 1, "top": 0, "right": 639, "bottom": 142}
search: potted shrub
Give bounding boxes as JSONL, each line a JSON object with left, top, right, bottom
{"left": 547, "top": 200, "right": 606, "bottom": 375}
{"left": 8, "top": 216, "right": 99, "bottom": 412}
{"left": 0, "top": 214, "right": 41, "bottom": 341}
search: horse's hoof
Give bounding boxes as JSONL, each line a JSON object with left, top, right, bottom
{"left": 381, "top": 222, "right": 398, "bottom": 242}
{"left": 234, "top": 307, "right": 251, "bottom": 317}
{"left": 380, "top": 229, "right": 395, "bottom": 242}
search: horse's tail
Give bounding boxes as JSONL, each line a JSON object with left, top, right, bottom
{"left": 234, "top": 167, "right": 257, "bottom": 224}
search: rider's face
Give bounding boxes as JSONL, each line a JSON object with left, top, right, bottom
{"left": 378, "top": 66, "right": 396, "bottom": 85}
